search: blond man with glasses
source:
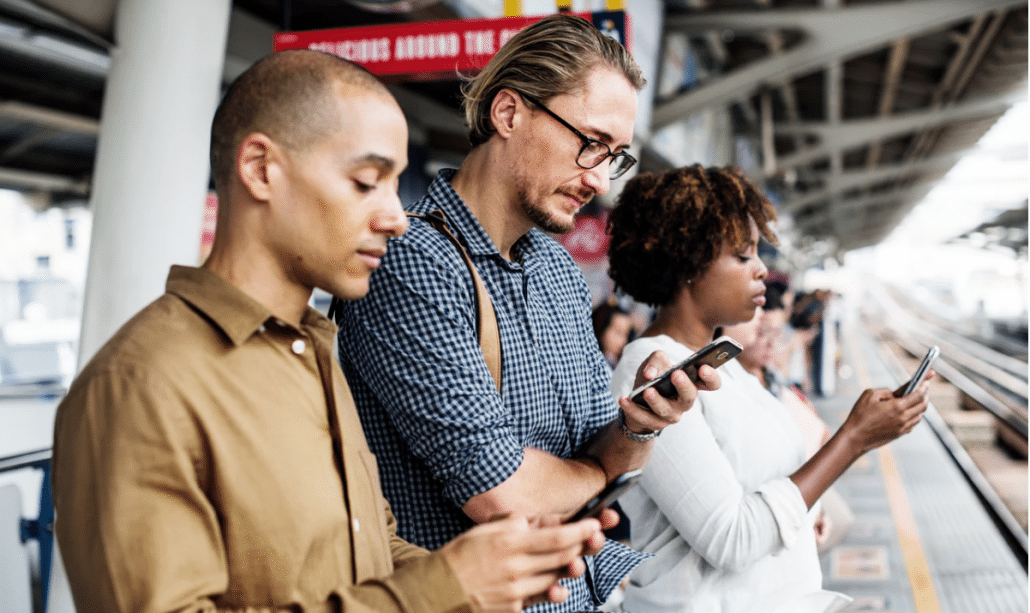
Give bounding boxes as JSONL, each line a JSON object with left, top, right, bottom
{"left": 336, "top": 14, "right": 720, "bottom": 613}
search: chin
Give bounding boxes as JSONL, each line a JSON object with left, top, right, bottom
{"left": 329, "top": 278, "right": 371, "bottom": 302}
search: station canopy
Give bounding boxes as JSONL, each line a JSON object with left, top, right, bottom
{"left": 0, "top": 0, "right": 1026, "bottom": 254}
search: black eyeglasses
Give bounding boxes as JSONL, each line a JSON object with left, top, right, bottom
{"left": 520, "top": 93, "right": 636, "bottom": 180}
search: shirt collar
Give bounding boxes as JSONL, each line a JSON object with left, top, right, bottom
{"left": 419, "top": 169, "right": 505, "bottom": 259}
{"left": 166, "top": 265, "right": 335, "bottom": 346}
{"left": 419, "top": 169, "right": 548, "bottom": 267}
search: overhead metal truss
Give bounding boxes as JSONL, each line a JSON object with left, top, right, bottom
{"left": 0, "top": 0, "right": 1025, "bottom": 256}
{"left": 657, "top": 0, "right": 1028, "bottom": 254}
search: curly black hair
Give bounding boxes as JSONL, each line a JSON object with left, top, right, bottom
{"left": 607, "top": 165, "right": 778, "bottom": 307}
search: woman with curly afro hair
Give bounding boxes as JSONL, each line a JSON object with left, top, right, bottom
{"left": 605, "top": 165, "right": 932, "bottom": 613}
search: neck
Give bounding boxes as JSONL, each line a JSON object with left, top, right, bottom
{"left": 450, "top": 145, "right": 532, "bottom": 260}
{"left": 741, "top": 360, "right": 764, "bottom": 380}
{"left": 203, "top": 233, "right": 312, "bottom": 329}
{"left": 643, "top": 289, "right": 716, "bottom": 350}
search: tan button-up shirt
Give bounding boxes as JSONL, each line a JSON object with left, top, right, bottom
{"left": 53, "top": 265, "right": 471, "bottom": 613}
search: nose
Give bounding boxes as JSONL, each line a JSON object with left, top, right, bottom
{"left": 372, "top": 191, "right": 408, "bottom": 237}
{"left": 582, "top": 161, "right": 611, "bottom": 196}
{"left": 755, "top": 256, "right": 768, "bottom": 280}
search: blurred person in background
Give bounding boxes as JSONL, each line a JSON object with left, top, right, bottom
{"left": 592, "top": 299, "right": 636, "bottom": 369}
{"left": 605, "top": 164, "right": 932, "bottom": 613}
{"left": 723, "top": 282, "right": 855, "bottom": 555}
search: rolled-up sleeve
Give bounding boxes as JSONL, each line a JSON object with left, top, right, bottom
{"left": 338, "top": 237, "right": 523, "bottom": 506}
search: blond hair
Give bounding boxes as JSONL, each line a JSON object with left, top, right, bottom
{"left": 461, "top": 13, "right": 644, "bottom": 147}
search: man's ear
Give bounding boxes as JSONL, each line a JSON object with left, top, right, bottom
{"left": 236, "top": 132, "right": 278, "bottom": 202}
{"left": 490, "top": 89, "right": 522, "bottom": 140}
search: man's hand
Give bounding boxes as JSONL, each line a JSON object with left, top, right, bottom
{"left": 618, "top": 350, "right": 722, "bottom": 434}
{"left": 439, "top": 514, "right": 604, "bottom": 613}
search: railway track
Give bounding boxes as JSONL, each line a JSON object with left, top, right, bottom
{"left": 861, "top": 280, "right": 1028, "bottom": 567}
{"left": 873, "top": 283, "right": 1028, "bottom": 450}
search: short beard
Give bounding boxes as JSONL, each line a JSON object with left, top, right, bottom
{"left": 516, "top": 183, "right": 576, "bottom": 235}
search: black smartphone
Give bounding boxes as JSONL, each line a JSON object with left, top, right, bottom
{"left": 902, "top": 345, "right": 939, "bottom": 396}
{"left": 629, "top": 336, "right": 743, "bottom": 409}
{"left": 565, "top": 469, "right": 643, "bottom": 523}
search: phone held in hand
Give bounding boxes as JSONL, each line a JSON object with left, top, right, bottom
{"left": 629, "top": 336, "right": 743, "bottom": 409}
{"left": 902, "top": 345, "right": 939, "bottom": 396}
{"left": 565, "top": 469, "right": 643, "bottom": 523}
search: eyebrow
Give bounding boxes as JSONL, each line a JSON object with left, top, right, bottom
{"left": 349, "top": 153, "right": 396, "bottom": 172}
{"left": 582, "top": 124, "right": 630, "bottom": 150}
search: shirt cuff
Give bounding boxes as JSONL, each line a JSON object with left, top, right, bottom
{"left": 587, "top": 539, "right": 654, "bottom": 604}
{"left": 385, "top": 552, "right": 472, "bottom": 613}
{"left": 755, "top": 477, "right": 809, "bottom": 550}
{"left": 442, "top": 435, "right": 525, "bottom": 506}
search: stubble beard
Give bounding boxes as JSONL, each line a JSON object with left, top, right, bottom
{"left": 516, "top": 182, "right": 577, "bottom": 235}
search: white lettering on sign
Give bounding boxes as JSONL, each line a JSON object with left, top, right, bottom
{"left": 309, "top": 38, "right": 392, "bottom": 63}
{"left": 498, "top": 28, "right": 521, "bottom": 48}
{"left": 463, "top": 30, "right": 496, "bottom": 55}
{"left": 394, "top": 32, "right": 461, "bottom": 61}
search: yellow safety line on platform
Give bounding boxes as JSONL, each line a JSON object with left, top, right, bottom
{"left": 851, "top": 338, "right": 943, "bottom": 613}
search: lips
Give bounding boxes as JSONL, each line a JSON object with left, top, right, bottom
{"left": 357, "top": 248, "right": 386, "bottom": 269}
{"left": 752, "top": 293, "right": 766, "bottom": 307}
{"left": 557, "top": 189, "right": 592, "bottom": 209}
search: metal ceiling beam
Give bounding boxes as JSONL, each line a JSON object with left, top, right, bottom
{"left": 0, "top": 165, "right": 88, "bottom": 194}
{"left": 0, "top": 6, "right": 274, "bottom": 91}
{"left": 655, "top": 0, "right": 1025, "bottom": 131}
{"left": 0, "top": 100, "right": 99, "bottom": 135}
{"left": 795, "top": 183, "right": 935, "bottom": 230}
{"left": 0, "top": 126, "right": 59, "bottom": 161}
{"left": 865, "top": 38, "right": 911, "bottom": 168}
{"left": 0, "top": 0, "right": 113, "bottom": 48}
{"left": 773, "top": 91, "right": 1017, "bottom": 170}
{"left": 782, "top": 151, "right": 966, "bottom": 213}
{"left": 904, "top": 9, "right": 1011, "bottom": 162}
{"left": 0, "top": 15, "right": 109, "bottom": 78}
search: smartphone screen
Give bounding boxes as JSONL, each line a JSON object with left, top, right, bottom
{"left": 565, "top": 469, "right": 642, "bottom": 523}
{"left": 629, "top": 336, "right": 743, "bottom": 409}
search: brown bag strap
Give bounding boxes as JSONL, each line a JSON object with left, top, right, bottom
{"left": 411, "top": 210, "right": 502, "bottom": 393}
{"left": 326, "top": 210, "right": 503, "bottom": 393}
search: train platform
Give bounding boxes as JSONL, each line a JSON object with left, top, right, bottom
{"left": 813, "top": 307, "right": 1027, "bottom": 613}
{"left": 3, "top": 297, "right": 1028, "bottom": 613}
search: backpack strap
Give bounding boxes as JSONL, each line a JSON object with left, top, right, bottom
{"left": 327, "top": 209, "right": 502, "bottom": 393}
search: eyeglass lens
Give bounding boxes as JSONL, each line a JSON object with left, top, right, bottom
{"left": 579, "top": 143, "right": 633, "bottom": 179}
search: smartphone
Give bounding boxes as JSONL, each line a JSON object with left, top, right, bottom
{"left": 629, "top": 336, "right": 743, "bottom": 409}
{"left": 566, "top": 469, "right": 643, "bottom": 523}
{"left": 902, "top": 345, "right": 939, "bottom": 396}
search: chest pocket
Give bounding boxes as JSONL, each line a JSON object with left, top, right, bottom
{"left": 345, "top": 447, "right": 394, "bottom": 581}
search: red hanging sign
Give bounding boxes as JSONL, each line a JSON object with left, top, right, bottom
{"left": 273, "top": 11, "right": 628, "bottom": 79}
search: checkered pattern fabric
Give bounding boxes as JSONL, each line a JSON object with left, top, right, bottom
{"left": 336, "top": 169, "right": 648, "bottom": 612}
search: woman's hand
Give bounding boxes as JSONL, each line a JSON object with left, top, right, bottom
{"left": 619, "top": 351, "right": 722, "bottom": 434}
{"left": 841, "top": 371, "right": 934, "bottom": 453}
{"left": 791, "top": 371, "right": 933, "bottom": 508}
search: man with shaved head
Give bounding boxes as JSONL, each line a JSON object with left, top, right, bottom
{"left": 52, "top": 49, "right": 607, "bottom": 613}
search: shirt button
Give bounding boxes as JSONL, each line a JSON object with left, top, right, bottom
{"left": 352, "top": 518, "right": 360, "bottom": 532}
{"left": 291, "top": 339, "right": 306, "bottom": 354}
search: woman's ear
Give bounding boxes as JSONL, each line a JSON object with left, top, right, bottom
{"left": 490, "top": 89, "right": 522, "bottom": 140}
{"left": 236, "top": 132, "right": 277, "bottom": 202}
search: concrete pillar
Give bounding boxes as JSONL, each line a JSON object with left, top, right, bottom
{"left": 76, "top": 0, "right": 232, "bottom": 368}
{"left": 53, "top": 2, "right": 232, "bottom": 611}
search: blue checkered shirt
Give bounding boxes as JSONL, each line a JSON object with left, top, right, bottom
{"left": 336, "top": 169, "right": 648, "bottom": 612}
